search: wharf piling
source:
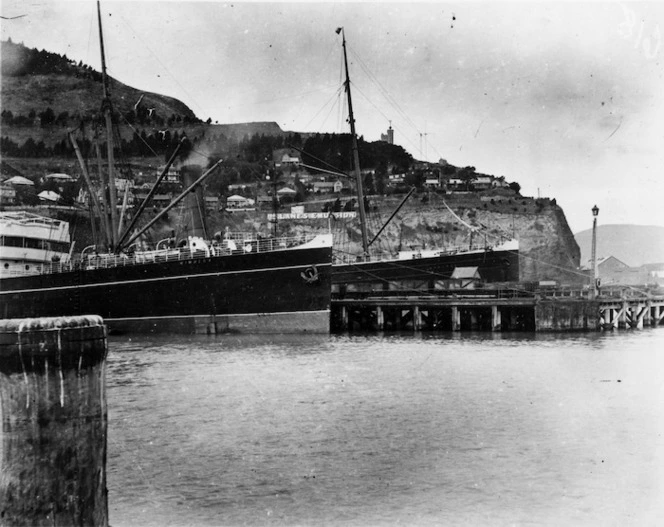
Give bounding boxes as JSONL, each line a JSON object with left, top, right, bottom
{"left": 331, "top": 288, "right": 664, "bottom": 333}
{"left": 0, "top": 315, "right": 108, "bottom": 526}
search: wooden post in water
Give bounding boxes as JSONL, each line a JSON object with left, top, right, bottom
{"left": 340, "top": 306, "right": 348, "bottom": 331}
{"left": 413, "top": 306, "right": 422, "bottom": 331}
{"left": 491, "top": 305, "right": 502, "bottom": 332}
{"left": 451, "top": 306, "right": 460, "bottom": 331}
{"left": 376, "top": 306, "right": 384, "bottom": 331}
{"left": 0, "top": 316, "right": 108, "bottom": 526}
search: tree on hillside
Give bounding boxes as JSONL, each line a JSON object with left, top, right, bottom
{"left": 458, "top": 166, "right": 476, "bottom": 190}
{"left": 39, "top": 108, "right": 55, "bottom": 127}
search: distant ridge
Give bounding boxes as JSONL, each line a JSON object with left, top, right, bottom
{"left": 207, "top": 122, "right": 286, "bottom": 138}
{"left": 575, "top": 224, "right": 664, "bottom": 267}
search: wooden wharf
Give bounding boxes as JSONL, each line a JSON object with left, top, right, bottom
{"left": 331, "top": 287, "right": 664, "bottom": 333}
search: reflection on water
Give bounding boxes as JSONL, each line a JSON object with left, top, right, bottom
{"left": 106, "top": 330, "right": 664, "bottom": 526}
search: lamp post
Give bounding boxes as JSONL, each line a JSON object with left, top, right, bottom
{"left": 591, "top": 204, "right": 599, "bottom": 298}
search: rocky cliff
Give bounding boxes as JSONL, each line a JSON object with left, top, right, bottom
{"left": 204, "top": 191, "right": 582, "bottom": 284}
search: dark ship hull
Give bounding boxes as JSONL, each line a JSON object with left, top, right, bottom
{"left": 332, "top": 244, "right": 519, "bottom": 292}
{"left": 0, "top": 245, "right": 332, "bottom": 334}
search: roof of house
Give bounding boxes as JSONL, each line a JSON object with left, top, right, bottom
{"left": 38, "top": 190, "right": 60, "bottom": 202}
{"left": 276, "top": 187, "right": 297, "bottom": 194}
{"left": 45, "top": 173, "right": 74, "bottom": 181}
{"left": 5, "top": 175, "right": 34, "bottom": 186}
{"left": 451, "top": 266, "right": 480, "bottom": 279}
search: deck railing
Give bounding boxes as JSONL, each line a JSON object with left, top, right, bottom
{"left": 11, "top": 233, "right": 321, "bottom": 277}
{"left": 331, "top": 244, "right": 494, "bottom": 266}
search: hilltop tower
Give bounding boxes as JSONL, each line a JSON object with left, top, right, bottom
{"left": 380, "top": 122, "right": 394, "bottom": 144}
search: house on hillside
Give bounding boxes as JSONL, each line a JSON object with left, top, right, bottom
{"left": 157, "top": 165, "right": 180, "bottom": 184}
{"left": 0, "top": 183, "right": 16, "bottom": 205}
{"left": 312, "top": 180, "right": 344, "bottom": 194}
{"left": 257, "top": 194, "right": 273, "bottom": 209}
{"left": 225, "top": 194, "right": 255, "bottom": 210}
{"left": 387, "top": 173, "right": 406, "bottom": 186}
{"left": 424, "top": 177, "right": 441, "bottom": 189}
{"left": 276, "top": 186, "right": 297, "bottom": 203}
{"left": 204, "top": 196, "right": 219, "bottom": 212}
{"left": 492, "top": 176, "right": 509, "bottom": 188}
{"left": 472, "top": 175, "right": 494, "bottom": 190}
{"left": 228, "top": 184, "right": 250, "bottom": 193}
{"left": 273, "top": 148, "right": 301, "bottom": 168}
{"left": 447, "top": 177, "right": 464, "bottom": 190}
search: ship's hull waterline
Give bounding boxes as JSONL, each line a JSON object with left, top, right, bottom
{"left": 0, "top": 245, "right": 333, "bottom": 334}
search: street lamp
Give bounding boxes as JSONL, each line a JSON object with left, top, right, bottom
{"left": 591, "top": 205, "right": 600, "bottom": 298}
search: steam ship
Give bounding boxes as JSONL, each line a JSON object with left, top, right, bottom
{"left": 0, "top": 211, "right": 333, "bottom": 334}
{"left": 0, "top": 3, "right": 332, "bottom": 334}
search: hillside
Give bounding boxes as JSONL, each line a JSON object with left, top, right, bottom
{"left": 1, "top": 39, "right": 198, "bottom": 125}
{"left": 575, "top": 225, "right": 664, "bottom": 267}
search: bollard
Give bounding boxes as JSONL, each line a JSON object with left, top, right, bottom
{"left": 0, "top": 316, "right": 108, "bottom": 526}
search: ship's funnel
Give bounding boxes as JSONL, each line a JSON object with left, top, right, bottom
{"left": 180, "top": 165, "right": 208, "bottom": 239}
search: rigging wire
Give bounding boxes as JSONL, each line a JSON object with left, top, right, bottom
{"left": 347, "top": 44, "right": 447, "bottom": 162}
{"left": 304, "top": 85, "right": 345, "bottom": 131}
{"left": 349, "top": 46, "right": 419, "bottom": 132}
{"left": 117, "top": 14, "right": 207, "bottom": 118}
{"left": 350, "top": 83, "right": 422, "bottom": 157}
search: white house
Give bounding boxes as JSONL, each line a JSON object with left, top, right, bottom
{"left": 273, "top": 148, "right": 301, "bottom": 167}
{"left": 38, "top": 190, "right": 60, "bottom": 202}
{"left": 447, "top": 177, "right": 464, "bottom": 189}
{"left": 0, "top": 183, "right": 16, "bottom": 205}
{"left": 157, "top": 165, "right": 180, "bottom": 184}
{"left": 276, "top": 187, "right": 297, "bottom": 196}
{"left": 226, "top": 194, "right": 255, "bottom": 209}
{"left": 472, "top": 175, "right": 493, "bottom": 190}
{"left": 312, "top": 180, "right": 344, "bottom": 193}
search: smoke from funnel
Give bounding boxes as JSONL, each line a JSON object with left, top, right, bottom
{"left": 180, "top": 164, "right": 208, "bottom": 239}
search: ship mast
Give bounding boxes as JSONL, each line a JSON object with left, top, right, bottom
{"left": 337, "top": 27, "right": 369, "bottom": 259}
{"left": 97, "top": 1, "right": 119, "bottom": 250}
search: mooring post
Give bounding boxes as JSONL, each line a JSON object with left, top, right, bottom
{"left": 376, "top": 306, "right": 384, "bottom": 331}
{"left": 340, "top": 305, "right": 348, "bottom": 331}
{"left": 491, "top": 305, "right": 501, "bottom": 332}
{"left": 413, "top": 306, "right": 422, "bottom": 331}
{"left": 618, "top": 301, "right": 628, "bottom": 329}
{"left": 451, "top": 306, "right": 460, "bottom": 331}
{"left": 645, "top": 299, "right": 652, "bottom": 327}
{"left": 0, "top": 316, "right": 109, "bottom": 526}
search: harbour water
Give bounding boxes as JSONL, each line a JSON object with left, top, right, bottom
{"left": 107, "top": 329, "right": 664, "bottom": 526}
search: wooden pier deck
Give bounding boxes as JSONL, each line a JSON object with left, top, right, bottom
{"left": 331, "top": 287, "right": 664, "bottom": 332}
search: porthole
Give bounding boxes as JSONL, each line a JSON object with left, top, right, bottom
{"left": 25, "top": 265, "right": 30, "bottom": 270}
{"left": 3, "top": 263, "right": 8, "bottom": 269}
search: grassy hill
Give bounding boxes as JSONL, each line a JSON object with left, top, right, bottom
{"left": 1, "top": 39, "right": 296, "bottom": 166}
{"left": 575, "top": 224, "right": 664, "bottom": 267}
{"left": 1, "top": 39, "right": 198, "bottom": 125}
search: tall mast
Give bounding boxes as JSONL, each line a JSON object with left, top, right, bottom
{"left": 337, "top": 27, "right": 369, "bottom": 258}
{"left": 97, "top": 1, "right": 119, "bottom": 250}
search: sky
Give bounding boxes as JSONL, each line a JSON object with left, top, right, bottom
{"left": 1, "top": 0, "right": 663, "bottom": 235}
